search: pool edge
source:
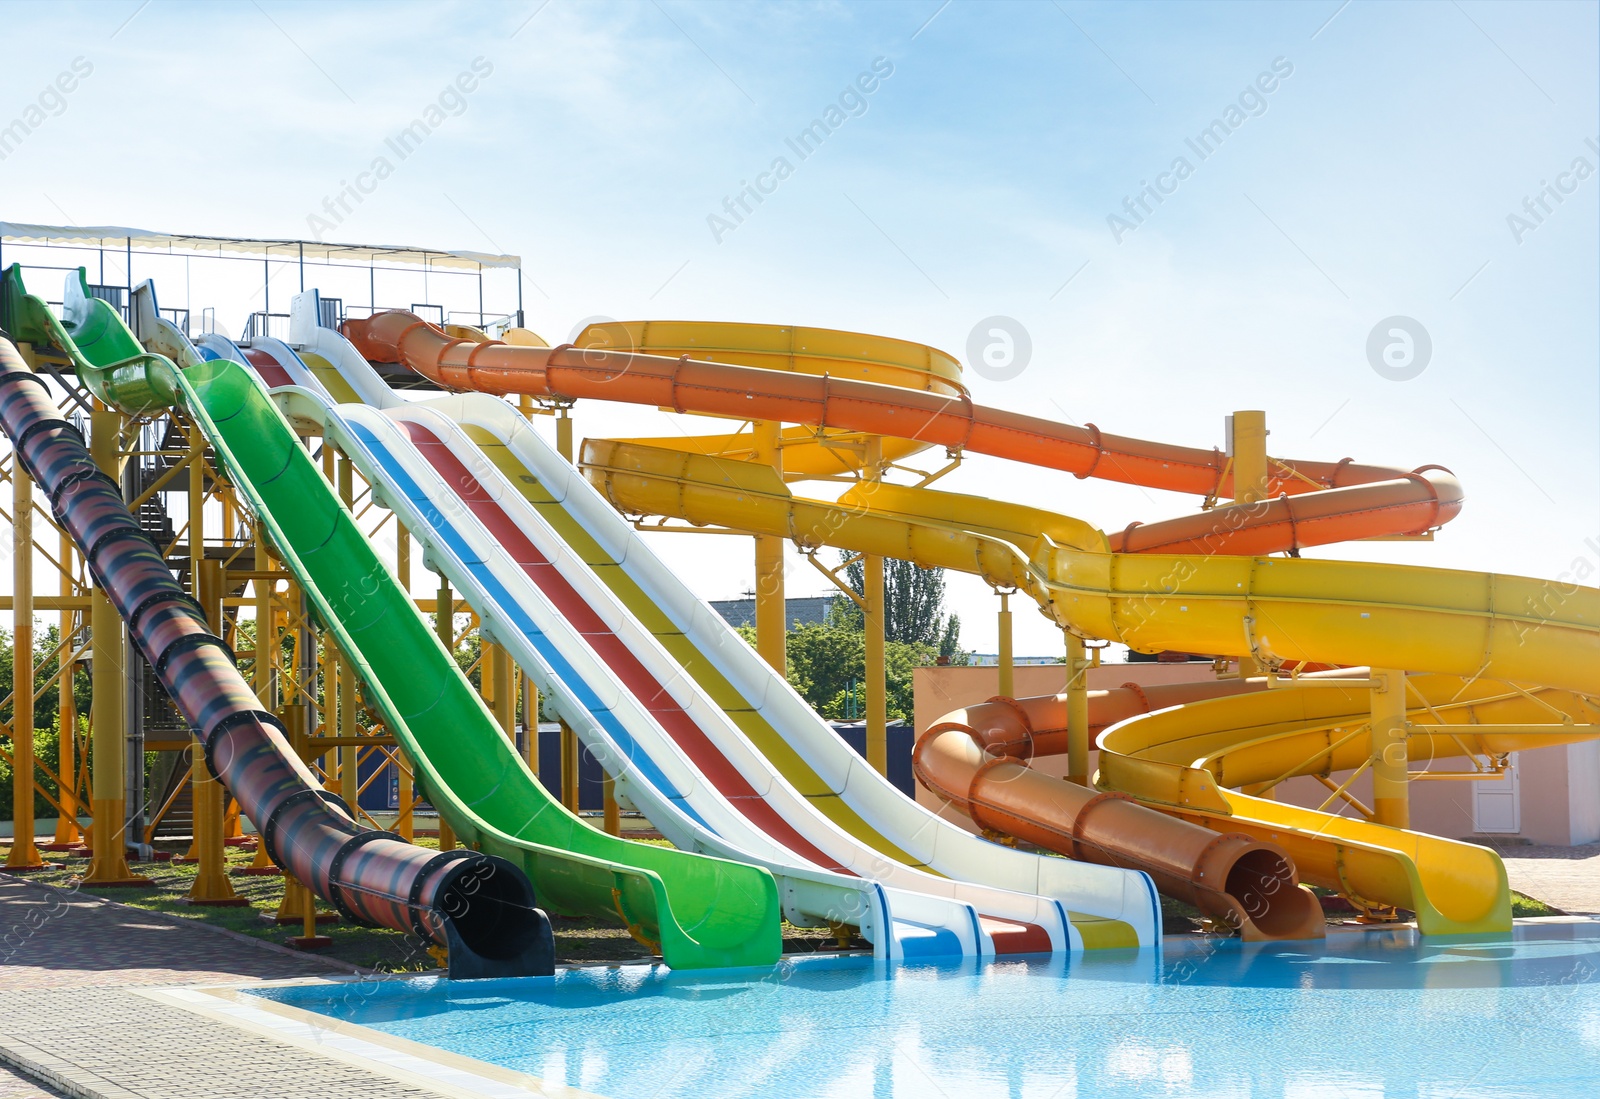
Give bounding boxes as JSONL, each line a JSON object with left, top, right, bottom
{"left": 134, "top": 981, "right": 608, "bottom": 1099}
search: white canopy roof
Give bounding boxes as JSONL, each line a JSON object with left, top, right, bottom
{"left": 0, "top": 222, "right": 519, "bottom": 271}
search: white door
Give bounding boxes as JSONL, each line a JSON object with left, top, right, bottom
{"left": 1473, "top": 756, "right": 1521, "bottom": 834}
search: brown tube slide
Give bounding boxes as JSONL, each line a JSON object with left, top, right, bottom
{"left": 342, "top": 313, "right": 1460, "bottom": 557}
{"left": 915, "top": 683, "right": 1327, "bottom": 941}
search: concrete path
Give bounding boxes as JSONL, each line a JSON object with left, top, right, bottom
{"left": 1502, "top": 844, "right": 1600, "bottom": 915}
{"left": 0, "top": 876, "right": 463, "bottom": 1099}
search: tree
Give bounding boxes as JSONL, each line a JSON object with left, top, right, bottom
{"left": 837, "top": 553, "right": 960, "bottom": 650}
{"left": 735, "top": 557, "right": 970, "bottom": 722}
{"left": 0, "top": 624, "right": 93, "bottom": 821}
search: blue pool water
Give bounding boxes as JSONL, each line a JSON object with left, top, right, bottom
{"left": 255, "top": 923, "right": 1600, "bottom": 1098}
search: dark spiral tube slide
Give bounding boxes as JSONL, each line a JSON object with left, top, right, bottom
{"left": 0, "top": 333, "right": 553, "bottom": 979}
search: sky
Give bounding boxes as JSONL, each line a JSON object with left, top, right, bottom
{"left": 0, "top": 0, "right": 1595, "bottom": 657}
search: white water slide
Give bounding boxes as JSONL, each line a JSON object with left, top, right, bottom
{"left": 206, "top": 289, "right": 1162, "bottom": 958}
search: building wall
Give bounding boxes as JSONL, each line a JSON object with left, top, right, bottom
{"left": 912, "top": 663, "right": 1595, "bottom": 846}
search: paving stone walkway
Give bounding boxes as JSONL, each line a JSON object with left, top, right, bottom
{"left": 1502, "top": 844, "right": 1600, "bottom": 915}
{"left": 0, "top": 875, "right": 467, "bottom": 1099}
{"left": 0, "top": 1063, "right": 65, "bottom": 1099}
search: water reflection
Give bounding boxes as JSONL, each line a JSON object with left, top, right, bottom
{"left": 256, "top": 923, "right": 1600, "bottom": 1098}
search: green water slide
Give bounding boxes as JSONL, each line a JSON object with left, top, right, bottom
{"left": 2, "top": 267, "right": 783, "bottom": 970}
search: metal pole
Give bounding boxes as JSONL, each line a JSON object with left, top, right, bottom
{"left": 552, "top": 410, "right": 584, "bottom": 809}
{"left": 122, "top": 440, "right": 145, "bottom": 851}
{"left": 49, "top": 525, "right": 81, "bottom": 848}
{"left": 560, "top": 718, "right": 580, "bottom": 811}
{"left": 394, "top": 522, "right": 413, "bottom": 841}
{"left": 1371, "top": 668, "right": 1410, "bottom": 828}
{"left": 996, "top": 591, "right": 1014, "bottom": 699}
{"left": 243, "top": 523, "right": 280, "bottom": 872}
{"left": 84, "top": 408, "right": 143, "bottom": 884}
{"left": 435, "top": 576, "right": 456, "bottom": 851}
{"left": 298, "top": 242, "right": 304, "bottom": 291}
{"left": 1229, "top": 410, "right": 1268, "bottom": 682}
{"left": 7, "top": 464, "right": 43, "bottom": 868}
{"left": 1229, "top": 409, "right": 1269, "bottom": 505}
{"left": 520, "top": 671, "right": 535, "bottom": 769}
{"left": 862, "top": 436, "right": 887, "bottom": 776}
{"left": 751, "top": 419, "right": 786, "bottom": 673}
{"left": 1065, "top": 633, "right": 1090, "bottom": 786}
{"left": 173, "top": 421, "right": 205, "bottom": 861}
{"left": 188, "top": 559, "right": 243, "bottom": 904}
{"left": 336, "top": 456, "right": 359, "bottom": 815}
{"left": 489, "top": 643, "right": 515, "bottom": 740}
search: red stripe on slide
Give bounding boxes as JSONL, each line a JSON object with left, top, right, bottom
{"left": 242, "top": 348, "right": 295, "bottom": 390}
{"left": 399, "top": 419, "right": 849, "bottom": 874}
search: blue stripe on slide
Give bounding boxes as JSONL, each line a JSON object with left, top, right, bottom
{"left": 346, "top": 419, "right": 714, "bottom": 834}
{"left": 894, "top": 921, "right": 963, "bottom": 959}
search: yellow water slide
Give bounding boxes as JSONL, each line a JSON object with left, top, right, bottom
{"left": 580, "top": 441, "right": 1600, "bottom": 934}
{"left": 347, "top": 311, "right": 1599, "bottom": 934}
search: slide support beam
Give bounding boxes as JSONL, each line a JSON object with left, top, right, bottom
{"left": 1066, "top": 633, "right": 1090, "bottom": 787}
{"left": 1372, "top": 667, "right": 1410, "bottom": 829}
{"left": 7, "top": 464, "right": 43, "bottom": 869}
{"left": 83, "top": 408, "right": 142, "bottom": 884}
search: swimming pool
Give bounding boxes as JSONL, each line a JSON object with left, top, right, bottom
{"left": 255, "top": 922, "right": 1600, "bottom": 1098}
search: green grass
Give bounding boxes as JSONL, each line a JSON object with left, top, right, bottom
{"left": 1511, "top": 890, "right": 1564, "bottom": 918}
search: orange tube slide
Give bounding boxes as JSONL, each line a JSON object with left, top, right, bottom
{"left": 914, "top": 681, "right": 1326, "bottom": 941}
{"left": 343, "top": 313, "right": 1461, "bottom": 556}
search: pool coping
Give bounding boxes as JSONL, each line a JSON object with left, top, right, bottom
{"left": 135, "top": 978, "right": 610, "bottom": 1098}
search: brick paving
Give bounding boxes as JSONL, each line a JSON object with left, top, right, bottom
{"left": 1501, "top": 844, "right": 1600, "bottom": 916}
{"left": 0, "top": 875, "right": 476, "bottom": 1099}
{"left": 0, "top": 1063, "right": 65, "bottom": 1098}
{"left": 0, "top": 878, "right": 344, "bottom": 990}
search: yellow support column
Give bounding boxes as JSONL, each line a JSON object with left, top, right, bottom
{"left": 188, "top": 560, "right": 244, "bottom": 905}
{"left": 336, "top": 456, "right": 360, "bottom": 817}
{"left": 435, "top": 577, "right": 456, "bottom": 851}
{"left": 481, "top": 637, "right": 519, "bottom": 781}
{"left": 277, "top": 702, "right": 333, "bottom": 945}
{"left": 751, "top": 419, "right": 786, "bottom": 674}
{"left": 1065, "top": 633, "right": 1090, "bottom": 787}
{"left": 174, "top": 422, "right": 207, "bottom": 863}
{"left": 551, "top": 414, "right": 588, "bottom": 810}
{"left": 515, "top": 668, "right": 543, "bottom": 794}
{"left": 1371, "top": 668, "right": 1410, "bottom": 829}
{"left": 1228, "top": 410, "right": 1269, "bottom": 506}
{"left": 996, "top": 592, "right": 1014, "bottom": 699}
{"left": 1229, "top": 410, "right": 1268, "bottom": 682}
{"left": 602, "top": 774, "right": 621, "bottom": 835}
{"left": 48, "top": 529, "right": 83, "bottom": 850}
{"left": 862, "top": 437, "right": 887, "bottom": 776}
{"left": 84, "top": 409, "right": 144, "bottom": 885}
{"left": 555, "top": 407, "right": 573, "bottom": 463}
{"left": 7, "top": 464, "right": 44, "bottom": 870}
{"left": 560, "top": 718, "right": 580, "bottom": 812}
{"left": 338, "top": 653, "right": 359, "bottom": 813}
{"left": 242, "top": 526, "right": 280, "bottom": 872}
{"left": 394, "top": 522, "right": 414, "bottom": 842}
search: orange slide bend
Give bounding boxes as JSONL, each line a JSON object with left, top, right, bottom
{"left": 342, "top": 313, "right": 1460, "bottom": 557}
{"left": 914, "top": 681, "right": 1331, "bottom": 939}
{"left": 917, "top": 683, "right": 1330, "bottom": 939}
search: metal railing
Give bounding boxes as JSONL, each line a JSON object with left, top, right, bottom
{"left": 243, "top": 311, "right": 291, "bottom": 342}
